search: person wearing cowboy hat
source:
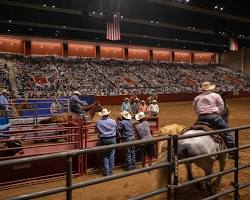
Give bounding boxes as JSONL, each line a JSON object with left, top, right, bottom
{"left": 134, "top": 112, "right": 154, "bottom": 172}
{"left": 148, "top": 99, "right": 159, "bottom": 117}
{"left": 69, "top": 90, "right": 88, "bottom": 116}
{"left": 131, "top": 97, "right": 140, "bottom": 115}
{"left": 0, "top": 89, "right": 9, "bottom": 117}
{"left": 95, "top": 108, "right": 117, "bottom": 176}
{"left": 138, "top": 100, "right": 148, "bottom": 114}
{"left": 117, "top": 111, "right": 136, "bottom": 171}
{"left": 193, "top": 82, "right": 235, "bottom": 156}
{"left": 121, "top": 97, "right": 131, "bottom": 112}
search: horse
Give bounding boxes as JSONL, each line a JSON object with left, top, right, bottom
{"left": 39, "top": 101, "right": 103, "bottom": 124}
{"left": 156, "top": 123, "right": 227, "bottom": 196}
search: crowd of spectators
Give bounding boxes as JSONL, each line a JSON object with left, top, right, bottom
{"left": 1, "top": 53, "right": 250, "bottom": 98}
{"left": 0, "top": 56, "right": 13, "bottom": 97}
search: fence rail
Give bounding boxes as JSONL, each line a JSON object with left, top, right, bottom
{"left": 0, "top": 125, "right": 250, "bottom": 200}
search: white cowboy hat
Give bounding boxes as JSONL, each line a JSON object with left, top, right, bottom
{"left": 99, "top": 108, "right": 111, "bottom": 117}
{"left": 124, "top": 97, "right": 129, "bottom": 101}
{"left": 152, "top": 100, "right": 157, "bottom": 103}
{"left": 201, "top": 82, "right": 216, "bottom": 91}
{"left": 141, "top": 100, "right": 145, "bottom": 103}
{"left": 135, "top": 112, "right": 146, "bottom": 121}
{"left": 1, "top": 89, "right": 8, "bottom": 94}
{"left": 73, "top": 90, "right": 81, "bottom": 95}
{"left": 121, "top": 111, "right": 132, "bottom": 120}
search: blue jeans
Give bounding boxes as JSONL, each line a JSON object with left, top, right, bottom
{"left": 100, "top": 137, "right": 116, "bottom": 176}
{"left": 124, "top": 136, "right": 136, "bottom": 170}
{"left": 198, "top": 114, "right": 235, "bottom": 148}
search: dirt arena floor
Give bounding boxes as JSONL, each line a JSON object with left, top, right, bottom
{"left": 0, "top": 98, "right": 250, "bottom": 200}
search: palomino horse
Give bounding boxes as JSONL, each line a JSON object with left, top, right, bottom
{"left": 157, "top": 123, "right": 227, "bottom": 196}
{"left": 39, "top": 101, "right": 103, "bottom": 124}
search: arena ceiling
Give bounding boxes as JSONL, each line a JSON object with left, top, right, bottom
{"left": 0, "top": 0, "right": 250, "bottom": 52}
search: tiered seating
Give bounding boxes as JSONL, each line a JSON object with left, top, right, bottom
{"left": 2, "top": 54, "right": 249, "bottom": 97}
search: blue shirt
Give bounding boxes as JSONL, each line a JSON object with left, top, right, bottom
{"left": 96, "top": 117, "right": 117, "bottom": 138}
{"left": 0, "top": 95, "right": 8, "bottom": 110}
{"left": 118, "top": 119, "right": 135, "bottom": 138}
{"left": 135, "top": 121, "right": 152, "bottom": 140}
{"left": 70, "top": 95, "right": 86, "bottom": 106}
{"left": 121, "top": 102, "right": 131, "bottom": 112}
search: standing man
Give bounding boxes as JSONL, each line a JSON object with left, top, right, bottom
{"left": 69, "top": 91, "right": 87, "bottom": 116}
{"left": 118, "top": 111, "right": 136, "bottom": 171}
{"left": 96, "top": 108, "right": 117, "bottom": 176}
{"left": 0, "top": 89, "right": 9, "bottom": 116}
{"left": 148, "top": 100, "right": 159, "bottom": 117}
{"left": 134, "top": 112, "right": 155, "bottom": 172}
{"left": 121, "top": 98, "right": 131, "bottom": 112}
{"left": 193, "top": 82, "right": 235, "bottom": 153}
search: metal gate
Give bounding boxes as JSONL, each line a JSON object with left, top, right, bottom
{"left": 0, "top": 125, "right": 249, "bottom": 200}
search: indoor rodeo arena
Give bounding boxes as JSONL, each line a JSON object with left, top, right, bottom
{"left": 0, "top": 1, "right": 250, "bottom": 200}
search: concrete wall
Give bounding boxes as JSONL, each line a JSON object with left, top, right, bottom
{"left": 220, "top": 48, "right": 250, "bottom": 76}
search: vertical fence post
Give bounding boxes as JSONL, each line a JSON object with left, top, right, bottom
{"left": 234, "top": 130, "right": 239, "bottom": 200}
{"left": 66, "top": 156, "right": 73, "bottom": 200}
{"left": 167, "top": 137, "right": 173, "bottom": 200}
{"left": 173, "top": 135, "right": 179, "bottom": 200}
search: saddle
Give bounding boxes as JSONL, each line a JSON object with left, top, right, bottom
{"left": 186, "top": 121, "right": 226, "bottom": 148}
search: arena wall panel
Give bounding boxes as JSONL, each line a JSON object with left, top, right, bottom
{"left": 153, "top": 50, "right": 171, "bottom": 61}
{"left": 194, "top": 53, "right": 214, "bottom": 63}
{"left": 31, "top": 41, "right": 62, "bottom": 56}
{"left": 100, "top": 46, "right": 124, "bottom": 59}
{"left": 174, "top": 52, "right": 191, "bottom": 62}
{"left": 128, "top": 48, "right": 149, "bottom": 60}
{"left": 68, "top": 44, "right": 95, "bottom": 57}
{"left": 0, "top": 37, "right": 24, "bottom": 54}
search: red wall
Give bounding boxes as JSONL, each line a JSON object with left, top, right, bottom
{"left": 68, "top": 44, "right": 95, "bottom": 57}
{"left": 31, "top": 41, "right": 62, "bottom": 56}
{"left": 153, "top": 50, "right": 170, "bottom": 61}
{"left": 0, "top": 37, "right": 24, "bottom": 54}
{"left": 100, "top": 46, "right": 124, "bottom": 59}
{"left": 174, "top": 52, "right": 191, "bottom": 62}
{"left": 128, "top": 48, "right": 149, "bottom": 60}
{"left": 194, "top": 53, "right": 214, "bottom": 63}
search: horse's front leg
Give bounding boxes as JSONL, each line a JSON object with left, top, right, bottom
{"left": 185, "top": 162, "right": 194, "bottom": 180}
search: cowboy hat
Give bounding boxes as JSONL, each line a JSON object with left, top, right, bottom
{"left": 99, "top": 108, "right": 111, "bottom": 117}
{"left": 201, "top": 82, "right": 216, "bottom": 91}
{"left": 141, "top": 100, "right": 145, "bottom": 103}
{"left": 1, "top": 89, "right": 8, "bottom": 94}
{"left": 152, "top": 100, "right": 157, "bottom": 103}
{"left": 73, "top": 90, "right": 81, "bottom": 95}
{"left": 121, "top": 111, "right": 132, "bottom": 120}
{"left": 135, "top": 112, "right": 146, "bottom": 121}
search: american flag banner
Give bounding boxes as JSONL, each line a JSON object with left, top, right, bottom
{"left": 106, "top": 12, "right": 121, "bottom": 41}
{"left": 230, "top": 37, "right": 238, "bottom": 51}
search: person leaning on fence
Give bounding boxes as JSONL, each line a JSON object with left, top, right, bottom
{"left": 193, "top": 82, "right": 235, "bottom": 158}
{"left": 134, "top": 112, "right": 155, "bottom": 173}
{"left": 95, "top": 108, "right": 117, "bottom": 176}
{"left": 118, "top": 111, "right": 136, "bottom": 171}
{"left": 0, "top": 89, "right": 9, "bottom": 117}
{"left": 69, "top": 91, "right": 87, "bottom": 116}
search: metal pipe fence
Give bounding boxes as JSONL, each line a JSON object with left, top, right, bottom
{"left": 0, "top": 126, "right": 249, "bottom": 200}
